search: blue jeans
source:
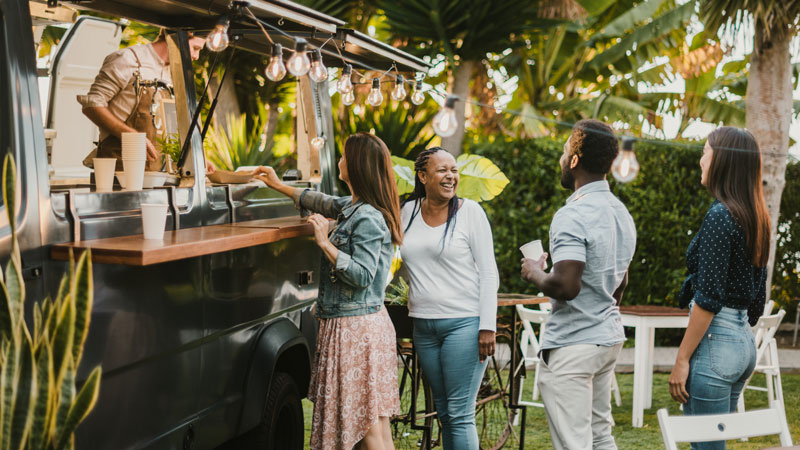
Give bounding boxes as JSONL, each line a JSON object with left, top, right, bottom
{"left": 413, "top": 317, "right": 487, "bottom": 450}
{"left": 684, "top": 305, "right": 756, "bottom": 450}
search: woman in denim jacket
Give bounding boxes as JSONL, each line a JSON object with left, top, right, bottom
{"left": 669, "top": 127, "right": 771, "bottom": 450}
{"left": 256, "top": 132, "right": 402, "bottom": 450}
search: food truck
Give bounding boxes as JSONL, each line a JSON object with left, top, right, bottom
{"left": 0, "top": 0, "right": 429, "bottom": 448}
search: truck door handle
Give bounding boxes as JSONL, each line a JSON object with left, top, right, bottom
{"left": 297, "top": 270, "right": 314, "bottom": 286}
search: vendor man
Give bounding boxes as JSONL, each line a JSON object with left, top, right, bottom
{"left": 78, "top": 29, "right": 215, "bottom": 174}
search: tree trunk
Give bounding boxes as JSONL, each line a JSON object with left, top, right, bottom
{"left": 440, "top": 59, "right": 476, "bottom": 156}
{"left": 261, "top": 99, "right": 280, "bottom": 153}
{"left": 745, "top": 25, "right": 793, "bottom": 298}
{"left": 210, "top": 73, "right": 241, "bottom": 135}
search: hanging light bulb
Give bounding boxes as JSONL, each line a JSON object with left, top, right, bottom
{"left": 206, "top": 17, "right": 230, "bottom": 52}
{"left": 287, "top": 39, "right": 311, "bottom": 77}
{"left": 265, "top": 43, "right": 286, "bottom": 81}
{"left": 432, "top": 95, "right": 458, "bottom": 137}
{"left": 308, "top": 49, "right": 328, "bottom": 82}
{"left": 337, "top": 64, "right": 353, "bottom": 94}
{"left": 410, "top": 80, "right": 425, "bottom": 105}
{"left": 311, "top": 136, "right": 325, "bottom": 151}
{"left": 366, "top": 78, "right": 383, "bottom": 107}
{"left": 342, "top": 89, "right": 355, "bottom": 105}
{"left": 611, "top": 137, "right": 640, "bottom": 183}
{"left": 391, "top": 75, "right": 407, "bottom": 101}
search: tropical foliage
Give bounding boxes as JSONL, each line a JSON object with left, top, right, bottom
{"left": 205, "top": 112, "right": 289, "bottom": 172}
{"left": 0, "top": 155, "right": 101, "bottom": 450}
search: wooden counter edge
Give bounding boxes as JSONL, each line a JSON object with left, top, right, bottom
{"left": 50, "top": 222, "right": 314, "bottom": 266}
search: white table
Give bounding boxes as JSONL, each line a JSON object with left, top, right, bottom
{"left": 620, "top": 305, "right": 689, "bottom": 428}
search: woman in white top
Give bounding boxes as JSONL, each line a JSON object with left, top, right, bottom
{"left": 399, "top": 147, "right": 499, "bottom": 450}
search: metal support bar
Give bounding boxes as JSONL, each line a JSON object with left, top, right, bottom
{"left": 66, "top": 190, "right": 81, "bottom": 242}
{"left": 156, "top": 186, "right": 180, "bottom": 230}
{"left": 225, "top": 185, "right": 236, "bottom": 223}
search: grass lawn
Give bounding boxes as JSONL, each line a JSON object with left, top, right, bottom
{"left": 303, "top": 372, "right": 800, "bottom": 449}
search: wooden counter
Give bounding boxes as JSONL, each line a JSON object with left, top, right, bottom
{"left": 497, "top": 293, "right": 550, "bottom": 307}
{"left": 51, "top": 217, "right": 314, "bottom": 266}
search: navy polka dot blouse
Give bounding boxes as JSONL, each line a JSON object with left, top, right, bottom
{"left": 678, "top": 200, "right": 767, "bottom": 326}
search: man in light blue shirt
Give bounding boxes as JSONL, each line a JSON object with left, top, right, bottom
{"left": 521, "top": 119, "right": 636, "bottom": 450}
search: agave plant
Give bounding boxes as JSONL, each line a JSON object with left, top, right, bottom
{"left": 205, "top": 111, "right": 286, "bottom": 172}
{"left": 392, "top": 153, "right": 510, "bottom": 202}
{"left": 340, "top": 100, "right": 436, "bottom": 161}
{"left": 0, "top": 155, "right": 101, "bottom": 450}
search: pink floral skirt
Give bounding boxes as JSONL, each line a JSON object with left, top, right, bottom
{"left": 308, "top": 307, "right": 400, "bottom": 450}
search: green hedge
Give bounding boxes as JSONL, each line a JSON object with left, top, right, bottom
{"left": 471, "top": 138, "right": 800, "bottom": 310}
{"left": 774, "top": 161, "right": 800, "bottom": 311}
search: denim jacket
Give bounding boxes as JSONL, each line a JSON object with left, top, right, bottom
{"left": 297, "top": 189, "right": 392, "bottom": 319}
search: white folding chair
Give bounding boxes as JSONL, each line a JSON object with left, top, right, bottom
{"left": 515, "top": 303, "right": 621, "bottom": 409}
{"left": 516, "top": 303, "right": 550, "bottom": 408}
{"left": 657, "top": 407, "right": 792, "bottom": 449}
{"left": 763, "top": 299, "right": 775, "bottom": 316}
{"left": 738, "top": 309, "right": 787, "bottom": 414}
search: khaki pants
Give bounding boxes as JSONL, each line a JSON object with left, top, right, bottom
{"left": 538, "top": 343, "right": 623, "bottom": 450}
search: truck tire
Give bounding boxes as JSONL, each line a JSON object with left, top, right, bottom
{"left": 254, "top": 372, "right": 304, "bottom": 450}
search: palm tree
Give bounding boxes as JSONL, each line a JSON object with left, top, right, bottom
{"left": 501, "top": 0, "right": 698, "bottom": 137}
{"left": 700, "top": 0, "right": 800, "bottom": 292}
{"left": 380, "top": 0, "right": 540, "bottom": 154}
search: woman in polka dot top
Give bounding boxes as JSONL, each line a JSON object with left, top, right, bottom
{"left": 667, "top": 126, "right": 771, "bottom": 450}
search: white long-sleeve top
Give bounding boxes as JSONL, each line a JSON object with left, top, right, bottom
{"left": 400, "top": 199, "right": 499, "bottom": 331}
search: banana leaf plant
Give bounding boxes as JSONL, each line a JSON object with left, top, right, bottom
{"left": 0, "top": 154, "right": 101, "bottom": 450}
{"left": 392, "top": 153, "right": 510, "bottom": 202}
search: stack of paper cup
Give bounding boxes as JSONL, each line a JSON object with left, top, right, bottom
{"left": 121, "top": 132, "right": 147, "bottom": 190}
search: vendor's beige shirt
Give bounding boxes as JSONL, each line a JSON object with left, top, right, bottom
{"left": 77, "top": 43, "right": 170, "bottom": 141}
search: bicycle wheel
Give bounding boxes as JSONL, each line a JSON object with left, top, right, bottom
{"left": 392, "top": 340, "right": 440, "bottom": 449}
{"left": 475, "top": 330, "right": 522, "bottom": 450}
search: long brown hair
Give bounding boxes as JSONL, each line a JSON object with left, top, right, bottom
{"left": 344, "top": 133, "right": 403, "bottom": 245}
{"left": 706, "top": 126, "right": 771, "bottom": 267}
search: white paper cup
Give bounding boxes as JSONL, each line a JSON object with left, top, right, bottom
{"left": 520, "top": 240, "right": 544, "bottom": 260}
{"left": 123, "top": 159, "right": 146, "bottom": 191}
{"left": 93, "top": 158, "right": 116, "bottom": 192}
{"left": 141, "top": 203, "right": 168, "bottom": 240}
{"left": 520, "top": 239, "right": 549, "bottom": 269}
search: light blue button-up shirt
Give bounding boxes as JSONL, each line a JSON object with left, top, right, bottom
{"left": 540, "top": 180, "right": 637, "bottom": 350}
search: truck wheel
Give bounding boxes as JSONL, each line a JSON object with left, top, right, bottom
{"left": 254, "top": 372, "right": 304, "bottom": 450}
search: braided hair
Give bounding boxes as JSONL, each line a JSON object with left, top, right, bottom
{"left": 402, "top": 147, "right": 460, "bottom": 247}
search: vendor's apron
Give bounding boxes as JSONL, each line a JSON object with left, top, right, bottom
{"left": 84, "top": 48, "right": 167, "bottom": 172}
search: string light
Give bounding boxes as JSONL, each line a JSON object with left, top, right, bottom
{"left": 287, "top": 39, "right": 311, "bottom": 76}
{"left": 311, "top": 136, "right": 325, "bottom": 151}
{"left": 337, "top": 64, "right": 353, "bottom": 94}
{"left": 612, "top": 137, "right": 640, "bottom": 183}
{"left": 433, "top": 95, "right": 458, "bottom": 137}
{"left": 410, "top": 80, "right": 425, "bottom": 105}
{"left": 342, "top": 89, "right": 355, "bottom": 105}
{"left": 367, "top": 78, "right": 383, "bottom": 107}
{"left": 265, "top": 43, "right": 286, "bottom": 81}
{"left": 391, "top": 75, "right": 407, "bottom": 101}
{"left": 206, "top": 17, "right": 230, "bottom": 52}
{"left": 309, "top": 49, "right": 328, "bottom": 83}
